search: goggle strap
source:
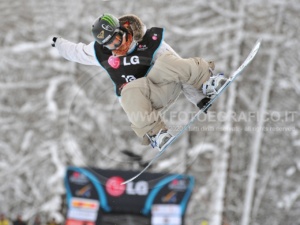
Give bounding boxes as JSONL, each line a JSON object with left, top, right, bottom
{"left": 103, "top": 29, "right": 124, "bottom": 45}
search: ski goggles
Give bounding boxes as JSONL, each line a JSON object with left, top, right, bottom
{"left": 103, "top": 30, "right": 124, "bottom": 50}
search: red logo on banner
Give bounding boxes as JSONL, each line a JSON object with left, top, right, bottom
{"left": 106, "top": 176, "right": 126, "bottom": 197}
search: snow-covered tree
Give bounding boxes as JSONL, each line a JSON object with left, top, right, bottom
{"left": 0, "top": 0, "right": 299, "bottom": 225}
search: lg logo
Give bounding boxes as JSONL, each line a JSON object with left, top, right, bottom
{"left": 108, "top": 55, "right": 140, "bottom": 69}
{"left": 105, "top": 176, "right": 149, "bottom": 197}
{"left": 126, "top": 181, "right": 148, "bottom": 195}
{"left": 105, "top": 176, "right": 125, "bottom": 197}
{"left": 123, "top": 56, "right": 140, "bottom": 66}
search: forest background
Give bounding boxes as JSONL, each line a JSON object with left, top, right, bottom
{"left": 0, "top": 0, "right": 299, "bottom": 225}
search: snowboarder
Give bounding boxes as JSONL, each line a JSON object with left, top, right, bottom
{"left": 52, "top": 13, "right": 226, "bottom": 150}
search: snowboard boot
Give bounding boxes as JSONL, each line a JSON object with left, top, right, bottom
{"left": 148, "top": 129, "right": 173, "bottom": 151}
{"left": 202, "top": 73, "right": 227, "bottom": 99}
{"left": 197, "top": 73, "right": 227, "bottom": 112}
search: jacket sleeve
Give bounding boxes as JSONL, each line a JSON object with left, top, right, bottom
{"left": 55, "top": 37, "right": 101, "bottom": 66}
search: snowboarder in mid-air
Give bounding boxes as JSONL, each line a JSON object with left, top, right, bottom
{"left": 52, "top": 13, "right": 226, "bottom": 150}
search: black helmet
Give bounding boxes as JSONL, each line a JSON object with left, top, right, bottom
{"left": 92, "top": 13, "right": 123, "bottom": 45}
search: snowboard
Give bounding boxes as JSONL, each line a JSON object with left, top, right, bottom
{"left": 121, "top": 39, "right": 261, "bottom": 185}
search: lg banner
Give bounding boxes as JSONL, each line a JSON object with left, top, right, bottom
{"left": 65, "top": 167, "right": 195, "bottom": 225}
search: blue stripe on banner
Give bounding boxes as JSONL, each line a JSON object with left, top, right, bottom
{"left": 141, "top": 174, "right": 183, "bottom": 215}
{"left": 67, "top": 166, "right": 111, "bottom": 212}
{"left": 64, "top": 169, "right": 73, "bottom": 207}
{"left": 142, "top": 174, "right": 195, "bottom": 216}
{"left": 180, "top": 176, "right": 195, "bottom": 214}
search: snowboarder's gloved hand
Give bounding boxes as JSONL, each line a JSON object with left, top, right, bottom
{"left": 51, "top": 37, "right": 57, "bottom": 47}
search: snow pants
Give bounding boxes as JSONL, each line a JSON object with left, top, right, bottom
{"left": 120, "top": 52, "right": 214, "bottom": 145}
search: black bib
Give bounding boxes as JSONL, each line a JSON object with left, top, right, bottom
{"left": 94, "top": 27, "right": 164, "bottom": 96}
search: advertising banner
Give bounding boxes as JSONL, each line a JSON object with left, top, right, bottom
{"left": 65, "top": 167, "right": 194, "bottom": 225}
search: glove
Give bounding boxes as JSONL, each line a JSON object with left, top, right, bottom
{"left": 51, "top": 37, "right": 57, "bottom": 47}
